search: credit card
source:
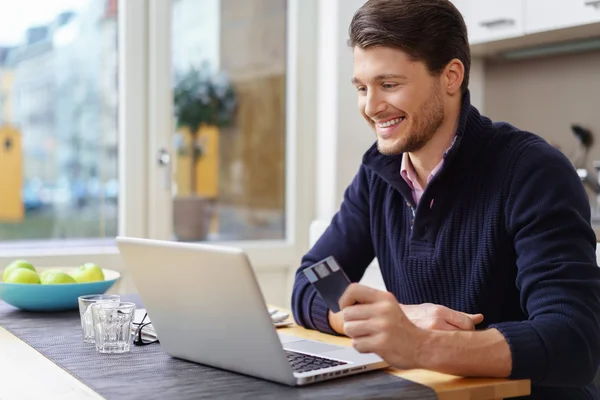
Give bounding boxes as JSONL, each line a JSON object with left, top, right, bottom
{"left": 303, "top": 256, "right": 351, "bottom": 313}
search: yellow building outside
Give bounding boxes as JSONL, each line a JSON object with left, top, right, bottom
{"left": 174, "top": 125, "right": 220, "bottom": 234}
{"left": 0, "top": 67, "right": 23, "bottom": 222}
{"left": 0, "top": 125, "right": 23, "bottom": 222}
{"left": 175, "top": 124, "right": 219, "bottom": 198}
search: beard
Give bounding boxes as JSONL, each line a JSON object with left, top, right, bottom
{"left": 377, "top": 82, "right": 445, "bottom": 156}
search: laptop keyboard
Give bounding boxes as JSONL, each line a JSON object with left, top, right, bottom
{"left": 285, "top": 350, "right": 348, "bottom": 373}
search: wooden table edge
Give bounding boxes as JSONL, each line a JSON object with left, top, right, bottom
{"left": 272, "top": 305, "right": 531, "bottom": 399}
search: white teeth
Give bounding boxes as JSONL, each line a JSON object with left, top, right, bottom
{"left": 377, "top": 117, "right": 404, "bottom": 128}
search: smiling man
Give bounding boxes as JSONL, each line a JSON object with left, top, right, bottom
{"left": 291, "top": 0, "right": 600, "bottom": 398}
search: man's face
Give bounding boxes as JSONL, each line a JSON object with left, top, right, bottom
{"left": 352, "top": 46, "right": 445, "bottom": 155}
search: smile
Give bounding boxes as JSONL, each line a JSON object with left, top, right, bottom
{"left": 376, "top": 117, "right": 405, "bottom": 128}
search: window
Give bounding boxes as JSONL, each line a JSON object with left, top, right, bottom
{"left": 0, "top": 0, "right": 318, "bottom": 284}
{"left": 169, "top": 0, "right": 287, "bottom": 242}
{"left": 0, "top": 0, "right": 119, "bottom": 246}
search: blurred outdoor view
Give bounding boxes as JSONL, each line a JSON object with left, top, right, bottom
{"left": 0, "top": 0, "right": 287, "bottom": 245}
{"left": 169, "top": 0, "right": 287, "bottom": 242}
{"left": 0, "top": 0, "right": 119, "bottom": 244}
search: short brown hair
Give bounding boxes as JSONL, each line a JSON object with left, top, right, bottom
{"left": 348, "top": 0, "right": 471, "bottom": 94}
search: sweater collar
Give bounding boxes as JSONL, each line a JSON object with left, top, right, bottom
{"left": 362, "top": 89, "right": 489, "bottom": 194}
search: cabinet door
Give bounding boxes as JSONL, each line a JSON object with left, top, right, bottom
{"left": 525, "top": 0, "right": 600, "bottom": 34}
{"left": 466, "top": 0, "right": 525, "bottom": 44}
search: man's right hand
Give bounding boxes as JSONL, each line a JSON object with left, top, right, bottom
{"left": 328, "top": 302, "right": 484, "bottom": 334}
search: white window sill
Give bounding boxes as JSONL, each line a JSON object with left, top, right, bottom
{"left": 0, "top": 239, "right": 119, "bottom": 258}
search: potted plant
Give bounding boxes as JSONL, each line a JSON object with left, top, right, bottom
{"left": 172, "top": 62, "right": 237, "bottom": 241}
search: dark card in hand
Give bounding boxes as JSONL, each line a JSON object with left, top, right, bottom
{"left": 303, "top": 256, "right": 351, "bottom": 313}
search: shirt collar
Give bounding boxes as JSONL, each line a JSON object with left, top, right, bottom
{"left": 400, "top": 135, "right": 457, "bottom": 189}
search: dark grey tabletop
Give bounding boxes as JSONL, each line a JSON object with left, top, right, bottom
{"left": 0, "top": 295, "right": 437, "bottom": 400}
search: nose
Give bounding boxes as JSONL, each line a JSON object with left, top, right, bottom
{"left": 363, "top": 90, "right": 386, "bottom": 120}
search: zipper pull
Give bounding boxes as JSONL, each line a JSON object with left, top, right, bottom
{"left": 407, "top": 201, "right": 415, "bottom": 229}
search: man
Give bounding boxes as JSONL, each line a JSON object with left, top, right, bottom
{"left": 291, "top": 0, "right": 600, "bottom": 398}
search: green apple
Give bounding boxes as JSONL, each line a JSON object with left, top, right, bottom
{"left": 41, "top": 271, "right": 76, "bottom": 284}
{"left": 70, "top": 263, "right": 104, "bottom": 283}
{"left": 4, "top": 268, "right": 41, "bottom": 284}
{"left": 3, "top": 259, "right": 36, "bottom": 281}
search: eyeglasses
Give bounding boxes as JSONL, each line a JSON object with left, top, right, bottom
{"left": 133, "top": 312, "right": 159, "bottom": 346}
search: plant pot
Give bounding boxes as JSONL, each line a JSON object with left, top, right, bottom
{"left": 173, "top": 195, "right": 211, "bottom": 241}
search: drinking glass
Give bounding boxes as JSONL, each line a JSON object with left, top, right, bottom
{"left": 91, "top": 301, "right": 136, "bottom": 354}
{"left": 78, "top": 294, "right": 120, "bottom": 343}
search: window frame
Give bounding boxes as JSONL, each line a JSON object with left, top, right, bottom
{"left": 144, "top": 0, "right": 318, "bottom": 271}
{"left": 0, "top": 0, "right": 148, "bottom": 274}
{"left": 0, "top": 0, "right": 320, "bottom": 280}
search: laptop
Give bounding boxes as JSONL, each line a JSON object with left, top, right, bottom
{"left": 115, "top": 236, "right": 388, "bottom": 386}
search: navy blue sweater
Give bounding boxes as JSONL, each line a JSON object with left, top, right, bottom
{"left": 292, "top": 92, "right": 600, "bottom": 399}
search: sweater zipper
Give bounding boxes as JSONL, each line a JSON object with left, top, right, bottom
{"left": 406, "top": 201, "right": 416, "bottom": 231}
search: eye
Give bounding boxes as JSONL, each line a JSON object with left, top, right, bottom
{"left": 356, "top": 86, "right": 367, "bottom": 93}
{"left": 382, "top": 83, "right": 398, "bottom": 90}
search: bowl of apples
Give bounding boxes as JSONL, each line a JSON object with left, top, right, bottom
{"left": 0, "top": 260, "right": 121, "bottom": 312}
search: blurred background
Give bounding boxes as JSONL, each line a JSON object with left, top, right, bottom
{"left": 0, "top": 0, "right": 599, "bottom": 307}
{"left": 0, "top": 0, "right": 286, "bottom": 244}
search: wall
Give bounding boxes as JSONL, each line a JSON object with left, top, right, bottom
{"left": 484, "top": 50, "right": 600, "bottom": 208}
{"left": 316, "top": 0, "right": 373, "bottom": 220}
{"left": 469, "top": 58, "right": 486, "bottom": 112}
{"left": 332, "top": 0, "right": 375, "bottom": 212}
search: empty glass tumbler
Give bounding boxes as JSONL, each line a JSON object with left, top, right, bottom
{"left": 91, "top": 301, "right": 136, "bottom": 353}
{"left": 78, "top": 294, "right": 121, "bottom": 343}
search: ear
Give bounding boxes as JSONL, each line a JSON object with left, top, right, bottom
{"left": 442, "top": 59, "right": 465, "bottom": 96}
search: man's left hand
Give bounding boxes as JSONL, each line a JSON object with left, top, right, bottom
{"left": 339, "top": 283, "right": 425, "bottom": 369}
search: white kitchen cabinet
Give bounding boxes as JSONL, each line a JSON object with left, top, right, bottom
{"left": 451, "top": 0, "right": 526, "bottom": 45}
{"left": 525, "top": 0, "right": 600, "bottom": 34}
{"left": 449, "top": 0, "right": 471, "bottom": 16}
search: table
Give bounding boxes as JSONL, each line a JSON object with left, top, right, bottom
{"left": 277, "top": 314, "right": 530, "bottom": 400}
{"left": 0, "top": 306, "right": 530, "bottom": 400}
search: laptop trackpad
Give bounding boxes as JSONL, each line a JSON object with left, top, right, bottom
{"left": 284, "top": 340, "right": 344, "bottom": 355}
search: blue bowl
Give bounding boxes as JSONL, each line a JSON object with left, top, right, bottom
{"left": 0, "top": 267, "right": 121, "bottom": 312}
